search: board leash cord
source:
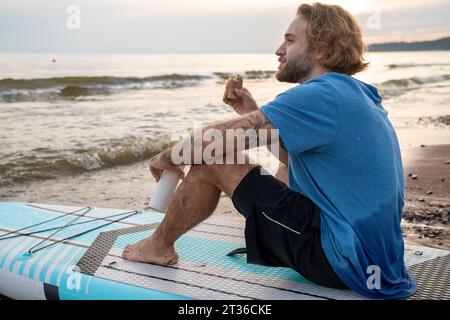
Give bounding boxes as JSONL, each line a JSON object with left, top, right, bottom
{"left": 27, "top": 207, "right": 92, "bottom": 253}
{"left": 0, "top": 206, "right": 142, "bottom": 255}
{"left": 0, "top": 206, "right": 91, "bottom": 240}
{"left": 0, "top": 210, "right": 142, "bottom": 241}
{"left": 27, "top": 210, "right": 140, "bottom": 254}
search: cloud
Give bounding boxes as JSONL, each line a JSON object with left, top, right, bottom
{"left": 356, "top": 0, "right": 450, "bottom": 43}
{"left": 0, "top": 0, "right": 448, "bottom": 53}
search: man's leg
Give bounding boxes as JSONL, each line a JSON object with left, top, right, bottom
{"left": 275, "top": 163, "right": 288, "bottom": 185}
{"left": 122, "top": 158, "right": 258, "bottom": 265}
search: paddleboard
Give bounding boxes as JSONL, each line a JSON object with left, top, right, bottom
{"left": 0, "top": 202, "right": 448, "bottom": 300}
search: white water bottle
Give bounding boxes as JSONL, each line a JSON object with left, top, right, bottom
{"left": 148, "top": 169, "right": 182, "bottom": 213}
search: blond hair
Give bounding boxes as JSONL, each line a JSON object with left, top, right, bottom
{"left": 297, "top": 3, "right": 369, "bottom": 75}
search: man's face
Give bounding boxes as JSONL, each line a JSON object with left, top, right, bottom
{"left": 275, "top": 15, "right": 316, "bottom": 83}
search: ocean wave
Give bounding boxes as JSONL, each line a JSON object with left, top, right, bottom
{"left": 378, "top": 74, "right": 450, "bottom": 97}
{"left": 417, "top": 115, "right": 450, "bottom": 127}
{"left": 0, "top": 74, "right": 211, "bottom": 102}
{"left": 0, "top": 135, "right": 175, "bottom": 187}
{"left": 387, "top": 63, "right": 450, "bottom": 69}
{"left": 213, "top": 70, "right": 276, "bottom": 80}
{"left": 381, "top": 74, "right": 450, "bottom": 87}
{"left": 0, "top": 71, "right": 278, "bottom": 102}
{"left": 0, "top": 74, "right": 209, "bottom": 90}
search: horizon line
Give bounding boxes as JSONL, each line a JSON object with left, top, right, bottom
{"left": 1, "top": 36, "right": 448, "bottom": 55}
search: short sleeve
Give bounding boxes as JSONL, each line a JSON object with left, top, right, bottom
{"left": 260, "top": 82, "right": 338, "bottom": 154}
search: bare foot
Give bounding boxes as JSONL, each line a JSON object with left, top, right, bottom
{"left": 122, "top": 235, "right": 179, "bottom": 265}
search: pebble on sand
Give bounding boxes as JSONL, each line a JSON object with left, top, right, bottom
{"left": 411, "top": 174, "right": 418, "bottom": 179}
{"left": 446, "top": 160, "right": 450, "bottom": 165}
{"left": 427, "top": 190, "right": 433, "bottom": 195}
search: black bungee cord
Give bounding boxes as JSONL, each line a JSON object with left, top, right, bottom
{"left": 28, "top": 210, "right": 140, "bottom": 254}
{"left": 0, "top": 206, "right": 91, "bottom": 240}
{"left": 0, "top": 210, "right": 139, "bottom": 241}
{"left": 27, "top": 207, "right": 93, "bottom": 253}
{"left": 0, "top": 205, "right": 143, "bottom": 255}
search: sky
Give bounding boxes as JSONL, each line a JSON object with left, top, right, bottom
{"left": 0, "top": 0, "right": 449, "bottom": 54}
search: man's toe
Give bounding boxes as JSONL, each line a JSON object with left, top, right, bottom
{"left": 122, "top": 246, "right": 133, "bottom": 258}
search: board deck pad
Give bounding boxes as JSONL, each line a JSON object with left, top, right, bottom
{"left": 0, "top": 202, "right": 449, "bottom": 300}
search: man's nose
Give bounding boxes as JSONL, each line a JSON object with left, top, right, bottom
{"left": 275, "top": 43, "right": 285, "bottom": 56}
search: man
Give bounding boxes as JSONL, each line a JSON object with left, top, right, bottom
{"left": 123, "top": 3, "right": 417, "bottom": 299}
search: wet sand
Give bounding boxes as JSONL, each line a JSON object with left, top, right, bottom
{"left": 401, "top": 144, "right": 450, "bottom": 249}
{"left": 0, "top": 144, "right": 449, "bottom": 247}
{"left": 0, "top": 159, "right": 245, "bottom": 221}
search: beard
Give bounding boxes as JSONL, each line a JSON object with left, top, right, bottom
{"left": 276, "top": 49, "right": 314, "bottom": 83}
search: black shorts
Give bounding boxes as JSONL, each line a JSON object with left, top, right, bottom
{"left": 231, "top": 166, "right": 347, "bottom": 289}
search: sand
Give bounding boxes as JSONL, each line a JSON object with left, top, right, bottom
{"left": 401, "top": 144, "right": 450, "bottom": 249}
{"left": 0, "top": 159, "right": 245, "bottom": 222}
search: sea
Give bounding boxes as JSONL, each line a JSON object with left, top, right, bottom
{"left": 0, "top": 51, "right": 449, "bottom": 188}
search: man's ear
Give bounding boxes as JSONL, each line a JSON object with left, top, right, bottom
{"left": 313, "top": 45, "right": 327, "bottom": 62}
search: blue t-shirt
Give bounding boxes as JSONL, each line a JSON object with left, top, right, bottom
{"left": 260, "top": 72, "right": 417, "bottom": 299}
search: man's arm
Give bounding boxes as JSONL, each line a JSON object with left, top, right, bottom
{"left": 161, "top": 110, "right": 281, "bottom": 165}
{"left": 224, "top": 103, "right": 288, "bottom": 165}
{"left": 266, "top": 138, "right": 288, "bottom": 165}
{"left": 225, "top": 87, "right": 288, "bottom": 165}
{"left": 280, "top": 145, "right": 288, "bottom": 165}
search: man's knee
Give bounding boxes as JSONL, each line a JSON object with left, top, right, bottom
{"left": 186, "top": 162, "right": 258, "bottom": 198}
{"left": 187, "top": 153, "right": 256, "bottom": 179}
{"left": 187, "top": 164, "right": 220, "bottom": 180}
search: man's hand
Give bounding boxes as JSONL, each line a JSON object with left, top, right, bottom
{"left": 225, "top": 87, "right": 258, "bottom": 115}
{"left": 149, "top": 152, "right": 185, "bottom": 182}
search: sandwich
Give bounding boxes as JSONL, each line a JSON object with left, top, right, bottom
{"left": 223, "top": 74, "right": 243, "bottom": 104}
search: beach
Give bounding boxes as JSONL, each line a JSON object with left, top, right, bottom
{"left": 0, "top": 53, "right": 449, "bottom": 302}
{"left": 0, "top": 52, "right": 449, "bottom": 252}
{"left": 402, "top": 144, "right": 450, "bottom": 249}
